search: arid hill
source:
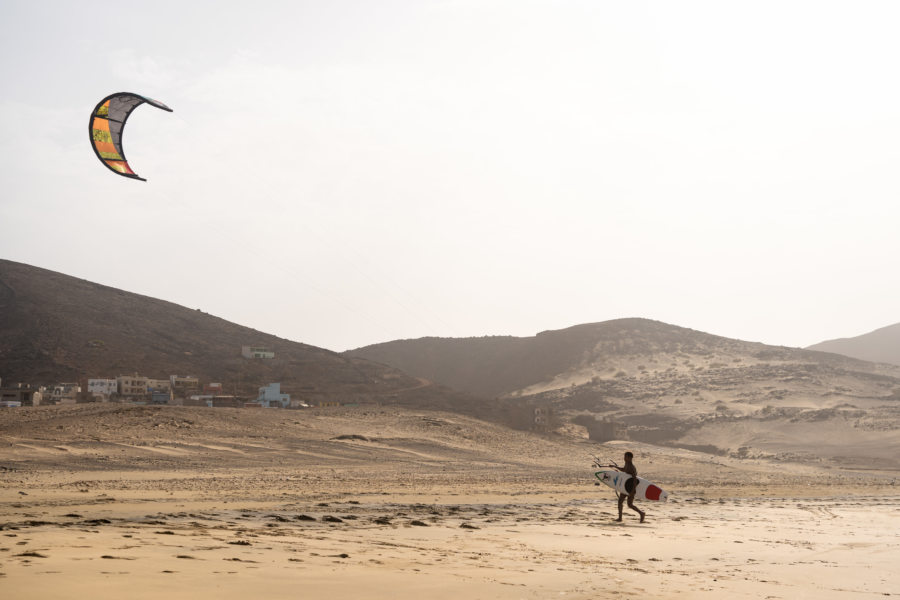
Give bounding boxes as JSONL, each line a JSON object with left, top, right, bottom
{"left": 346, "top": 319, "right": 899, "bottom": 398}
{"left": 4, "top": 259, "right": 899, "bottom": 466}
{"left": 0, "top": 259, "right": 473, "bottom": 409}
{"left": 348, "top": 319, "right": 900, "bottom": 466}
{"left": 807, "top": 322, "right": 900, "bottom": 366}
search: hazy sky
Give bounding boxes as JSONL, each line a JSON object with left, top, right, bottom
{"left": 2, "top": 1, "right": 899, "bottom": 352}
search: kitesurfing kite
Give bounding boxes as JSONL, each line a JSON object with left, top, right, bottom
{"left": 89, "top": 92, "right": 172, "bottom": 181}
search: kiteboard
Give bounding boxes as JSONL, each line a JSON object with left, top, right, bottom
{"left": 594, "top": 470, "right": 668, "bottom": 502}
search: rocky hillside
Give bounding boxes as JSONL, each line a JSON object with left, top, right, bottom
{"left": 348, "top": 319, "right": 900, "bottom": 465}
{"left": 807, "top": 322, "right": 900, "bottom": 366}
{"left": 0, "top": 259, "right": 473, "bottom": 409}
{"left": 347, "top": 319, "right": 899, "bottom": 398}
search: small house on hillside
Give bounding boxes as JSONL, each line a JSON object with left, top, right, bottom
{"left": 242, "top": 346, "right": 275, "bottom": 359}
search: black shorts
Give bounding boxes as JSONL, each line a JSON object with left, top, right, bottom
{"left": 624, "top": 477, "right": 637, "bottom": 495}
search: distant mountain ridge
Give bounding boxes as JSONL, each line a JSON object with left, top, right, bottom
{"left": 807, "top": 323, "right": 900, "bottom": 366}
{"left": 0, "top": 259, "right": 461, "bottom": 407}
{"left": 347, "top": 319, "right": 900, "bottom": 467}
{"left": 347, "top": 319, "right": 885, "bottom": 399}
{"left": 3, "top": 259, "right": 899, "bottom": 466}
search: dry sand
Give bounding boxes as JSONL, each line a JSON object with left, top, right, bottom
{"left": 1, "top": 405, "right": 898, "bottom": 599}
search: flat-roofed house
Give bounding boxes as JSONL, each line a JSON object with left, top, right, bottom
{"left": 242, "top": 346, "right": 275, "bottom": 359}
{"left": 88, "top": 378, "right": 118, "bottom": 401}
{"left": 257, "top": 383, "right": 290, "bottom": 408}
{"left": 49, "top": 383, "right": 81, "bottom": 404}
{"left": 170, "top": 375, "right": 199, "bottom": 398}
{"left": 0, "top": 384, "right": 42, "bottom": 406}
{"left": 117, "top": 375, "right": 148, "bottom": 399}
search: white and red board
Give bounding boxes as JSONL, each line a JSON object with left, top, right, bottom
{"left": 594, "top": 470, "right": 668, "bottom": 502}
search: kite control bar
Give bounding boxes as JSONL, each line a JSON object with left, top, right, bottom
{"left": 590, "top": 453, "right": 619, "bottom": 469}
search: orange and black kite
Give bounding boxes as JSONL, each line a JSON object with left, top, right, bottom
{"left": 89, "top": 92, "right": 172, "bottom": 181}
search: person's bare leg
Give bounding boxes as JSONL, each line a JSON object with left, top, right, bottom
{"left": 627, "top": 494, "right": 645, "bottom": 522}
{"left": 616, "top": 493, "right": 625, "bottom": 521}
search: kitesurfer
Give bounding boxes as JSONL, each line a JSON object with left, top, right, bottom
{"left": 615, "top": 451, "right": 645, "bottom": 523}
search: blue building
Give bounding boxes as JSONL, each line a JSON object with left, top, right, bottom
{"left": 257, "top": 383, "right": 290, "bottom": 408}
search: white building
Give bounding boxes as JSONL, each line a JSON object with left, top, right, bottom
{"left": 87, "top": 378, "right": 118, "bottom": 400}
{"left": 257, "top": 383, "right": 290, "bottom": 408}
{"left": 242, "top": 346, "right": 275, "bottom": 359}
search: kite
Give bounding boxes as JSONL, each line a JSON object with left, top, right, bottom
{"left": 89, "top": 92, "right": 172, "bottom": 181}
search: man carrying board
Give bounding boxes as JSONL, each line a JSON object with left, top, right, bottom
{"left": 614, "top": 451, "right": 646, "bottom": 523}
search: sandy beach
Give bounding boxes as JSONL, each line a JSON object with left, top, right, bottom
{"left": 2, "top": 405, "right": 898, "bottom": 599}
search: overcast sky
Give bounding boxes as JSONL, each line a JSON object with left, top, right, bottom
{"left": 2, "top": 1, "right": 899, "bottom": 352}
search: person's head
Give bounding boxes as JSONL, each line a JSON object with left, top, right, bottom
{"left": 624, "top": 451, "right": 634, "bottom": 463}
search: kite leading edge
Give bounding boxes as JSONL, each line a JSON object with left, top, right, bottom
{"left": 89, "top": 92, "right": 173, "bottom": 181}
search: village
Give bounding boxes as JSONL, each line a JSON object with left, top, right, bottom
{"left": 0, "top": 345, "right": 313, "bottom": 409}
